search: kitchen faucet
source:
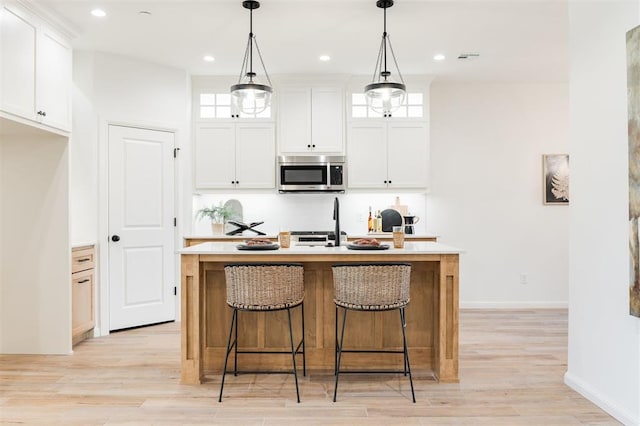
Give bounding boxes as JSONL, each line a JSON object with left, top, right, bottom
{"left": 333, "top": 197, "right": 341, "bottom": 247}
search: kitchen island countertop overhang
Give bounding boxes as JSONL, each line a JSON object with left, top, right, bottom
{"left": 178, "top": 241, "right": 461, "bottom": 385}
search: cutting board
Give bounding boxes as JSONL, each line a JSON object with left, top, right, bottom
{"left": 389, "top": 197, "right": 408, "bottom": 216}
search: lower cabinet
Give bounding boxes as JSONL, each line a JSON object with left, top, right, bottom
{"left": 72, "top": 245, "right": 95, "bottom": 345}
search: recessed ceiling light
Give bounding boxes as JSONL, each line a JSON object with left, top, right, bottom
{"left": 203, "top": 55, "right": 215, "bottom": 62}
{"left": 90, "top": 8, "right": 106, "bottom": 18}
{"left": 433, "top": 54, "right": 446, "bottom": 61}
{"left": 319, "top": 55, "right": 331, "bottom": 62}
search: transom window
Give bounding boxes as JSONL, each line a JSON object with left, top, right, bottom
{"left": 199, "top": 93, "right": 271, "bottom": 119}
{"left": 351, "top": 92, "right": 424, "bottom": 118}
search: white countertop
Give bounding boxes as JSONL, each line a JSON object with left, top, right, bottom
{"left": 178, "top": 241, "right": 462, "bottom": 255}
{"left": 183, "top": 233, "right": 438, "bottom": 240}
{"left": 71, "top": 241, "right": 96, "bottom": 249}
{"left": 183, "top": 234, "right": 277, "bottom": 239}
{"left": 350, "top": 233, "right": 439, "bottom": 239}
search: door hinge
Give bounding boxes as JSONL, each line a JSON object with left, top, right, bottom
{"left": 174, "top": 217, "right": 177, "bottom": 227}
{"left": 174, "top": 286, "right": 177, "bottom": 296}
{"left": 173, "top": 147, "right": 180, "bottom": 158}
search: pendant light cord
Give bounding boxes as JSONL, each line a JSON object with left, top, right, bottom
{"left": 383, "top": 6, "right": 387, "bottom": 80}
{"left": 249, "top": 7, "right": 253, "bottom": 82}
{"left": 370, "top": 3, "right": 405, "bottom": 85}
{"left": 236, "top": 3, "right": 272, "bottom": 87}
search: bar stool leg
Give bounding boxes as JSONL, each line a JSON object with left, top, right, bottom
{"left": 219, "top": 308, "right": 237, "bottom": 402}
{"left": 233, "top": 310, "right": 239, "bottom": 376}
{"left": 334, "top": 306, "right": 338, "bottom": 376}
{"left": 287, "top": 308, "right": 301, "bottom": 403}
{"left": 333, "top": 307, "right": 348, "bottom": 402}
{"left": 400, "top": 307, "right": 416, "bottom": 403}
{"left": 301, "top": 302, "right": 306, "bottom": 377}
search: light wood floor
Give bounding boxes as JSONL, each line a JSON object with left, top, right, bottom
{"left": 0, "top": 309, "right": 619, "bottom": 425}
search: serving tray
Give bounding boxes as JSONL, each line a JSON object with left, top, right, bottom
{"left": 236, "top": 243, "right": 280, "bottom": 251}
{"left": 346, "top": 244, "right": 390, "bottom": 250}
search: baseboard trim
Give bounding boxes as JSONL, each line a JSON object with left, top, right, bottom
{"left": 564, "top": 372, "right": 638, "bottom": 425}
{"left": 460, "top": 301, "right": 568, "bottom": 309}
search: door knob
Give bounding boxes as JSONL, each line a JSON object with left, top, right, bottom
{"left": 111, "top": 235, "right": 120, "bottom": 242}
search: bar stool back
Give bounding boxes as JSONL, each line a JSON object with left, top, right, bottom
{"left": 332, "top": 262, "right": 415, "bottom": 403}
{"left": 219, "top": 263, "right": 305, "bottom": 403}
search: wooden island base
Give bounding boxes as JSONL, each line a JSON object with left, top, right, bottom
{"left": 180, "top": 247, "right": 459, "bottom": 385}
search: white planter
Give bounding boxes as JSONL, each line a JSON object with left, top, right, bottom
{"left": 211, "top": 223, "right": 224, "bottom": 235}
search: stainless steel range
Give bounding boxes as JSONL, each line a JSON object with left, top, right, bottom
{"left": 291, "top": 231, "right": 347, "bottom": 246}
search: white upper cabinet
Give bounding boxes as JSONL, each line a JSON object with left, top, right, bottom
{"left": 347, "top": 122, "right": 387, "bottom": 188}
{"left": 0, "top": 3, "right": 72, "bottom": 133}
{"left": 386, "top": 122, "right": 429, "bottom": 188}
{"left": 194, "top": 122, "right": 275, "bottom": 190}
{"left": 36, "top": 27, "right": 72, "bottom": 131}
{"left": 277, "top": 85, "right": 344, "bottom": 154}
{"left": 1, "top": 4, "right": 37, "bottom": 121}
{"left": 348, "top": 120, "right": 429, "bottom": 189}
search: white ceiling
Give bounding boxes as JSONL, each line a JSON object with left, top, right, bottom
{"left": 40, "top": 0, "right": 568, "bottom": 82}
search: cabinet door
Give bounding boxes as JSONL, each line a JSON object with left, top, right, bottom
{"left": 235, "top": 123, "right": 276, "bottom": 188}
{"left": 277, "top": 87, "right": 312, "bottom": 153}
{"left": 194, "top": 123, "right": 236, "bottom": 189}
{"left": 72, "top": 268, "right": 95, "bottom": 338}
{"left": 311, "top": 87, "right": 344, "bottom": 153}
{"left": 387, "top": 122, "right": 429, "bottom": 188}
{"left": 347, "top": 122, "right": 388, "bottom": 188}
{"left": 0, "top": 5, "right": 37, "bottom": 121}
{"left": 36, "top": 27, "right": 72, "bottom": 131}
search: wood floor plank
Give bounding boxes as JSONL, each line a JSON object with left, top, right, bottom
{"left": 0, "top": 309, "right": 621, "bottom": 424}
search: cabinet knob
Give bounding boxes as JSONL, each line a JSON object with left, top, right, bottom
{"left": 111, "top": 235, "right": 120, "bottom": 242}
{"left": 383, "top": 180, "right": 387, "bottom": 184}
{"left": 388, "top": 180, "right": 392, "bottom": 184}
{"left": 312, "top": 144, "right": 316, "bottom": 148}
{"left": 37, "top": 110, "right": 46, "bottom": 117}
{"left": 307, "top": 144, "right": 311, "bottom": 148}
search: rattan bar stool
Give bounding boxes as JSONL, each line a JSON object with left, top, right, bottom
{"left": 332, "top": 263, "right": 415, "bottom": 403}
{"left": 218, "top": 263, "right": 305, "bottom": 403}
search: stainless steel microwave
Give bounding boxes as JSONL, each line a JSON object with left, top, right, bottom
{"left": 278, "top": 155, "right": 346, "bottom": 193}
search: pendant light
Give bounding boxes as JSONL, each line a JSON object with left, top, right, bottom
{"left": 364, "top": 0, "right": 406, "bottom": 116}
{"left": 230, "top": 0, "right": 272, "bottom": 115}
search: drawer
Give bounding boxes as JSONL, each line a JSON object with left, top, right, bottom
{"left": 72, "top": 246, "right": 95, "bottom": 273}
{"left": 72, "top": 268, "right": 94, "bottom": 336}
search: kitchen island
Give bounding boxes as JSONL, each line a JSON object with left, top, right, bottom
{"left": 179, "top": 241, "right": 461, "bottom": 385}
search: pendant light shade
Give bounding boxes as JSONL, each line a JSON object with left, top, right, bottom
{"left": 365, "top": 0, "right": 406, "bottom": 116}
{"left": 230, "top": 0, "right": 272, "bottom": 115}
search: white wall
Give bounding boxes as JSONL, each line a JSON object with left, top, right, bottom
{"left": 71, "top": 51, "right": 191, "bottom": 244}
{"left": 429, "top": 82, "right": 569, "bottom": 307}
{"left": 565, "top": 2, "right": 640, "bottom": 424}
{"left": 71, "top": 51, "right": 190, "bottom": 335}
{"left": 70, "top": 54, "right": 98, "bottom": 244}
{"left": 0, "top": 119, "right": 71, "bottom": 354}
{"left": 191, "top": 192, "right": 427, "bottom": 237}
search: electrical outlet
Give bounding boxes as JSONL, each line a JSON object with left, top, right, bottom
{"left": 520, "top": 273, "right": 528, "bottom": 285}
{"left": 357, "top": 214, "right": 365, "bottom": 222}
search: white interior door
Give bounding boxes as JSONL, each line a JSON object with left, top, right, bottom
{"left": 108, "top": 125, "right": 175, "bottom": 331}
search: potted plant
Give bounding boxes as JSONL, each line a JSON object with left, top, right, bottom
{"left": 196, "top": 202, "right": 235, "bottom": 235}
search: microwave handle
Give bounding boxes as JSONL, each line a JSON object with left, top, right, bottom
{"left": 327, "top": 162, "right": 331, "bottom": 188}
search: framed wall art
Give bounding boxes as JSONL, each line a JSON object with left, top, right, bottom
{"left": 543, "top": 154, "right": 569, "bottom": 205}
